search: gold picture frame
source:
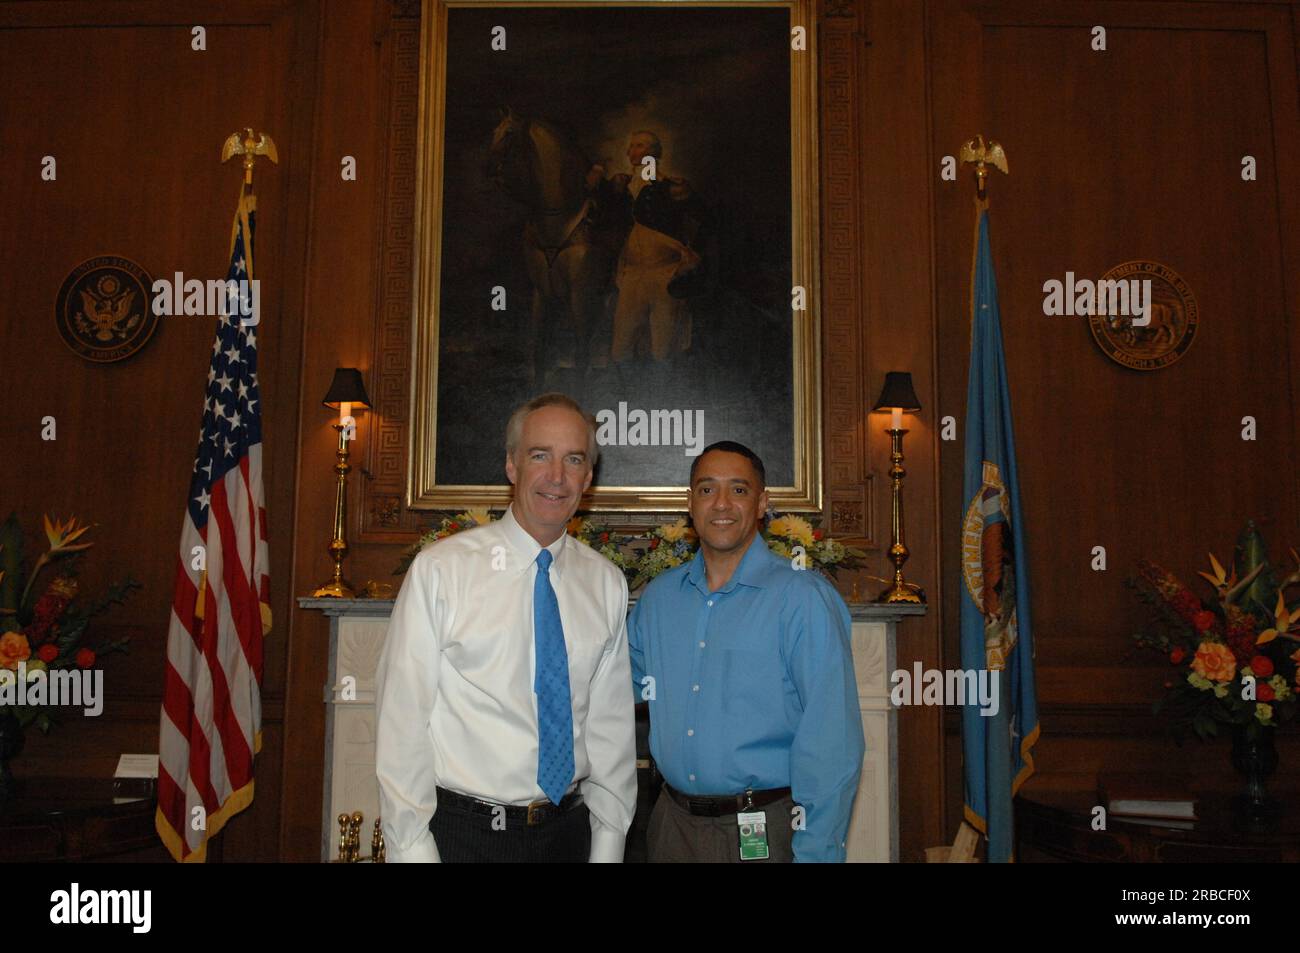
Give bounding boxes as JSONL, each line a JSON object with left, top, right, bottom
{"left": 410, "top": 0, "right": 822, "bottom": 512}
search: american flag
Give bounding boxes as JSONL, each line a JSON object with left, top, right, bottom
{"left": 156, "top": 189, "right": 270, "bottom": 862}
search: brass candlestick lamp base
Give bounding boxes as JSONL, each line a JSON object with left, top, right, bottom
{"left": 876, "top": 426, "right": 926, "bottom": 605}
{"left": 313, "top": 424, "right": 357, "bottom": 598}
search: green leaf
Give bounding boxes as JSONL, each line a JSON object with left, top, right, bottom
{"left": 1234, "top": 520, "right": 1279, "bottom": 618}
{"left": 80, "top": 577, "right": 142, "bottom": 618}
{"left": 0, "top": 511, "right": 23, "bottom": 620}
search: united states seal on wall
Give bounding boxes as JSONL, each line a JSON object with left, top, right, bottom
{"left": 55, "top": 256, "right": 157, "bottom": 363}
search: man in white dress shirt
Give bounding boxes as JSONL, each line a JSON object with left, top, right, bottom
{"left": 375, "top": 393, "right": 637, "bottom": 862}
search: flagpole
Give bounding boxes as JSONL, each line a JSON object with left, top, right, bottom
{"left": 956, "top": 134, "right": 1039, "bottom": 862}
{"left": 958, "top": 133, "right": 1008, "bottom": 203}
{"left": 960, "top": 135, "right": 1008, "bottom": 330}
{"left": 156, "top": 130, "right": 279, "bottom": 862}
{"left": 221, "top": 127, "right": 279, "bottom": 187}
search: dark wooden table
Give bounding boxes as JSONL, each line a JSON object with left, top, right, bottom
{"left": 0, "top": 777, "right": 178, "bottom": 863}
{"left": 1017, "top": 785, "right": 1300, "bottom": 862}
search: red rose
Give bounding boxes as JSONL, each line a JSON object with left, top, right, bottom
{"left": 813, "top": 530, "right": 824, "bottom": 541}
{"left": 75, "top": 648, "right": 95, "bottom": 669}
{"left": 37, "top": 644, "right": 59, "bottom": 663}
{"left": 1169, "top": 646, "right": 1186, "bottom": 665}
{"left": 1250, "top": 656, "right": 1274, "bottom": 679}
{"left": 1257, "top": 683, "right": 1275, "bottom": 702}
{"left": 1192, "top": 610, "right": 1216, "bottom": 632}
{"left": 649, "top": 538, "right": 660, "bottom": 550}
{"left": 600, "top": 533, "right": 610, "bottom": 543}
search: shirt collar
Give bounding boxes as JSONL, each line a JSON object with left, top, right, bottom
{"left": 683, "top": 531, "right": 772, "bottom": 595}
{"left": 499, "top": 504, "right": 568, "bottom": 581}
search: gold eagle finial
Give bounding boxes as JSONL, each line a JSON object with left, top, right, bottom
{"left": 221, "top": 128, "right": 279, "bottom": 185}
{"left": 959, "top": 135, "right": 1008, "bottom": 200}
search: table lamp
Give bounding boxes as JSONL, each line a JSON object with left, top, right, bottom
{"left": 313, "top": 368, "right": 371, "bottom": 598}
{"left": 872, "top": 371, "right": 925, "bottom": 604}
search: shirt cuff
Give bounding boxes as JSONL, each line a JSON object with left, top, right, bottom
{"left": 387, "top": 827, "right": 441, "bottom": 863}
{"left": 792, "top": 837, "right": 847, "bottom": 863}
{"left": 588, "top": 825, "right": 626, "bottom": 863}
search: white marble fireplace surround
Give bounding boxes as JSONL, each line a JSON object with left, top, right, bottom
{"left": 299, "top": 596, "right": 924, "bottom": 862}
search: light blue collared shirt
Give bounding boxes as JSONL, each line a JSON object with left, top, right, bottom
{"left": 628, "top": 532, "right": 865, "bottom": 862}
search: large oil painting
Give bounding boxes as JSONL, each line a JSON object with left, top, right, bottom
{"left": 411, "top": 0, "right": 821, "bottom": 511}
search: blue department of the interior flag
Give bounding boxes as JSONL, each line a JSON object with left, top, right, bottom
{"left": 959, "top": 207, "right": 1040, "bottom": 862}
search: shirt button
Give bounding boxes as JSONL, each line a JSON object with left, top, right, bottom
{"left": 687, "top": 729, "right": 694, "bottom": 736}
{"left": 688, "top": 774, "right": 695, "bottom": 781}
{"left": 707, "top": 600, "right": 713, "bottom": 607}
{"left": 698, "top": 641, "right": 706, "bottom": 648}
{"left": 692, "top": 684, "right": 700, "bottom": 692}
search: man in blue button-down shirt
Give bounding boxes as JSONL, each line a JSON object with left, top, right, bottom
{"left": 628, "top": 441, "right": 864, "bottom": 862}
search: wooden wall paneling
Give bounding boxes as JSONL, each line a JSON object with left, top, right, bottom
{"left": 359, "top": 7, "right": 423, "bottom": 544}
{"left": 819, "top": 0, "right": 874, "bottom": 545}
{"left": 280, "top": 0, "right": 395, "bottom": 862}
{"left": 857, "top": 0, "right": 949, "bottom": 860}
{"left": 929, "top": 0, "right": 1300, "bottom": 814}
{"left": 0, "top": 0, "right": 320, "bottom": 861}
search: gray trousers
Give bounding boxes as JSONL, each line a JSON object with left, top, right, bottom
{"left": 645, "top": 788, "right": 797, "bottom": 863}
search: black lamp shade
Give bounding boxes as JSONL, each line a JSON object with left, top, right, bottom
{"left": 321, "top": 368, "right": 371, "bottom": 411}
{"left": 871, "top": 371, "right": 921, "bottom": 413}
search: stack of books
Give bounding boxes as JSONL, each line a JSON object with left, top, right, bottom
{"left": 1098, "top": 774, "right": 1198, "bottom": 829}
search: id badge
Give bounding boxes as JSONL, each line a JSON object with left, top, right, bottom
{"left": 737, "top": 811, "right": 769, "bottom": 861}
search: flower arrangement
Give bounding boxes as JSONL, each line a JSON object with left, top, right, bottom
{"left": 627, "top": 519, "right": 698, "bottom": 590}
{"left": 764, "top": 514, "right": 866, "bottom": 578}
{"left": 1129, "top": 520, "right": 1300, "bottom": 740}
{"left": 0, "top": 514, "right": 137, "bottom": 732}
{"left": 396, "top": 510, "right": 639, "bottom": 581}
{"left": 395, "top": 511, "right": 867, "bottom": 592}
{"left": 565, "top": 517, "right": 638, "bottom": 579}
{"left": 393, "top": 509, "right": 495, "bottom": 574}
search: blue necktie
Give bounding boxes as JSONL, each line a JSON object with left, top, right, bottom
{"left": 534, "top": 548, "right": 574, "bottom": 805}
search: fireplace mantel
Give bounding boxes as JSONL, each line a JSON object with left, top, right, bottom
{"left": 300, "top": 596, "right": 923, "bottom": 862}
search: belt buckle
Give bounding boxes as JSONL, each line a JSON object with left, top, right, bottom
{"left": 526, "top": 800, "right": 548, "bottom": 826}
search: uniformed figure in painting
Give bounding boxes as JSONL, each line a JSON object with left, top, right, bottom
{"left": 586, "top": 130, "right": 711, "bottom": 370}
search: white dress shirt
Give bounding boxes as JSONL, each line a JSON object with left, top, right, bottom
{"left": 375, "top": 504, "right": 637, "bottom": 862}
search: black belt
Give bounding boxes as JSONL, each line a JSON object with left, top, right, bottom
{"left": 436, "top": 786, "right": 583, "bottom": 826}
{"left": 664, "top": 783, "right": 793, "bottom": 817}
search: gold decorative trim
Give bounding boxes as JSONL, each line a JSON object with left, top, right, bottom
{"left": 359, "top": 11, "right": 423, "bottom": 540}
{"left": 817, "top": 0, "right": 873, "bottom": 545}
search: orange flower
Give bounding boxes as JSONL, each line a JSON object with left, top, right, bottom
{"left": 43, "top": 514, "right": 94, "bottom": 554}
{"left": 1191, "top": 641, "right": 1236, "bottom": 683}
{"left": 1257, "top": 591, "right": 1300, "bottom": 646}
{"left": 0, "top": 631, "right": 32, "bottom": 671}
